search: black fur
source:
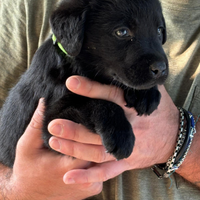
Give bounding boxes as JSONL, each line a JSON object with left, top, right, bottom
{"left": 0, "top": 0, "right": 168, "bottom": 167}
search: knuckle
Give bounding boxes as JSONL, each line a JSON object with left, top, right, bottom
{"left": 29, "top": 116, "right": 41, "bottom": 129}
{"left": 97, "top": 169, "right": 108, "bottom": 182}
{"left": 16, "top": 140, "right": 23, "bottom": 152}
{"left": 108, "top": 86, "right": 122, "bottom": 102}
{"left": 29, "top": 109, "right": 43, "bottom": 129}
{"left": 68, "top": 142, "right": 75, "bottom": 156}
{"left": 95, "top": 147, "right": 106, "bottom": 163}
{"left": 74, "top": 124, "right": 82, "bottom": 141}
{"left": 86, "top": 81, "right": 94, "bottom": 95}
{"left": 102, "top": 173, "right": 109, "bottom": 182}
{"left": 60, "top": 140, "right": 75, "bottom": 156}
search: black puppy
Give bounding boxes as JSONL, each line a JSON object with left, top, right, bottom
{"left": 0, "top": 0, "right": 168, "bottom": 168}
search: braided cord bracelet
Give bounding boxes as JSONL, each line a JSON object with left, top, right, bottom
{"left": 152, "top": 107, "right": 196, "bottom": 179}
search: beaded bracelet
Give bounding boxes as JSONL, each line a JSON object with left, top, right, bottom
{"left": 173, "top": 108, "right": 196, "bottom": 169}
{"left": 151, "top": 107, "right": 196, "bottom": 179}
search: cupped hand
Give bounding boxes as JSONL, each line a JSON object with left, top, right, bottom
{"left": 48, "top": 76, "right": 179, "bottom": 185}
{"left": 8, "top": 98, "right": 102, "bottom": 200}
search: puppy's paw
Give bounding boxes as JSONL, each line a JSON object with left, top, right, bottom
{"left": 124, "top": 86, "right": 161, "bottom": 115}
{"left": 135, "top": 87, "right": 161, "bottom": 115}
{"left": 100, "top": 117, "right": 135, "bottom": 160}
{"left": 80, "top": 99, "right": 135, "bottom": 160}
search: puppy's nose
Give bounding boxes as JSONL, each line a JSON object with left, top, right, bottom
{"left": 149, "top": 61, "right": 167, "bottom": 79}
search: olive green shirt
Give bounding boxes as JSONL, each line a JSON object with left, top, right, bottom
{"left": 0, "top": 0, "right": 200, "bottom": 199}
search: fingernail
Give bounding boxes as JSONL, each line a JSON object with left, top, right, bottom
{"left": 50, "top": 124, "right": 63, "bottom": 136}
{"left": 50, "top": 138, "right": 61, "bottom": 150}
{"left": 64, "top": 178, "right": 75, "bottom": 184}
{"left": 67, "top": 77, "right": 80, "bottom": 90}
{"left": 39, "top": 98, "right": 45, "bottom": 105}
{"left": 37, "top": 98, "right": 45, "bottom": 116}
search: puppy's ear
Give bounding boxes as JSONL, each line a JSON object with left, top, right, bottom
{"left": 162, "top": 16, "right": 167, "bottom": 44}
{"left": 50, "top": 0, "right": 89, "bottom": 56}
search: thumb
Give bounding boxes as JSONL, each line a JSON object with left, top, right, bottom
{"left": 16, "top": 98, "right": 45, "bottom": 154}
{"left": 63, "top": 160, "right": 129, "bottom": 184}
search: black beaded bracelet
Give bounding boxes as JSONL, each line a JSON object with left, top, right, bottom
{"left": 151, "top": 107, "right": 196, "bottom": 179}
{"left": 174, "top": 108, "right": 192, "bottom": 165}
{"left": 172, "top": 109, "right": 196, "bottom": 170}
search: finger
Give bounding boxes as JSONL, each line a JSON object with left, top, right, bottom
{"left": 63, "top": 160, "right": 128, "bottom": 184}
{"left": 66, "top": 76, "right": 126, "bottom": 106}
{"left": 17, "top": 98, "right": 45, "bottom": 151}
{"left": 48, "top": 119, "right": 102, "bottom": 145}
{"left": 49, "top": 137, "right": 115, "bottom": 163}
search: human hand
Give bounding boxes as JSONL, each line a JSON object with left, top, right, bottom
{"left": 4, "top": 98, "right": 102, "bottom": 200}
{"left": 48, "top": 76, "right": 179, "bottom": 184}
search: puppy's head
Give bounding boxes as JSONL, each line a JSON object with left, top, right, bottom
{"left": 51, "top": 0, "right": 168, "bottom": 90}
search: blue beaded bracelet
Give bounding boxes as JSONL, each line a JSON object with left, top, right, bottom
{"left": 152, "top": 107, "right": 196, "bottom": 179}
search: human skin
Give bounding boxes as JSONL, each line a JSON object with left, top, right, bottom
{"left": 49, "top": 76, "right": 200, "bottom": 188}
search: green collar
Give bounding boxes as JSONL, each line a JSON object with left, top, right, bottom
{"left": 52, "top": 34, "right": 68, "bottom": 55}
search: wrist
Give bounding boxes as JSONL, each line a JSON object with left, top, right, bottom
{"left": 157, "top": 106, "right": 179, "bottom": 164}
{"left": 152, "top": 109, "right": 200, "bottom": 185}
{"left": 176, "top": 117, "right": 200, "bottom": 187}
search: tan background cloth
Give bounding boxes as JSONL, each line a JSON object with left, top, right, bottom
{"left": 0, "top": 0, "right": 200, "bottom": 199}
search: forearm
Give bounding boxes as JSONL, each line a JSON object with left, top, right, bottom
{"left": 176, "top": 117, "right": 200, "bottom": 188}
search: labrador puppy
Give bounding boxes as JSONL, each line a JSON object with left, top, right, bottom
{"left": 0, "top": 0, "right": 168, "bottom": 167}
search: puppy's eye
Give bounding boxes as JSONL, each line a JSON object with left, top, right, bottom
{"left": 157, "top": 27, "right": 163, "bottom": 36}
{"left": 114, "top": 28, "right": 131, "bottom": 38}
{"left": 116, "top": 29, "right": 128, "bottom": 37}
